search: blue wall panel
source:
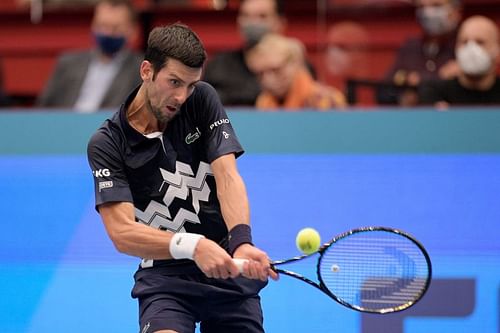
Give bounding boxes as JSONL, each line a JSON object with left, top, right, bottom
{"left": 0, "top": 110, "right": 499, "bottom": 332}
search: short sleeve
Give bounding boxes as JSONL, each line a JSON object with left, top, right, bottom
{"left": 194, "top": 82, "right": 244, "bottom": 162}
{"left": 87, "top": 128, "right": 133, "bottom": 209}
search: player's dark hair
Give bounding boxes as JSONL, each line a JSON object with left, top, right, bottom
{"left": 97, "top": 0, "right": 138, "bottom": 23}
{"left": 144, "top": 23, "right": 207, "bottom": 79}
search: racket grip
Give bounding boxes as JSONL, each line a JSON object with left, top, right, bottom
{"left": 232, "top": 258, "right": 248, "bottom": 273}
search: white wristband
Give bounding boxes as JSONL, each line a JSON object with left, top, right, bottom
{"left": 169, "top": 233, "right": 205, "bottom": 260}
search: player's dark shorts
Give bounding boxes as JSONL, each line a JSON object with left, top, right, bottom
{"left": 132, "top": 270, "right": 268, "bottom": 333}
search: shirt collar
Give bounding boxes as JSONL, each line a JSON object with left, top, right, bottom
{"left": 119, "top": 86, "right": 150, "bottom": 147}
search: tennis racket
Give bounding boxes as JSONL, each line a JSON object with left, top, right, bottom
{"left": 234, "top": 226, "right": 432, "bottom": 314}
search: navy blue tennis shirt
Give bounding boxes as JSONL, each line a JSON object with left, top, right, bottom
{"left": 87, "top": 82, "right": 244, "bottom": 274}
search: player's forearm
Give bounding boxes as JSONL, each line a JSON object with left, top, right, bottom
{"left": 111, "top": 222, "right": 175, "bottom": 259}
{"left": 211, "top": 154, "right": 251, "bottom": 230}
{"left": 216, "top": 170, "right": 250, "bottom": 230}
{"left": 99, "top": 202, "right": 174, "bottom": 259}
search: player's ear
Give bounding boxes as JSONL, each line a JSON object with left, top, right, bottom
{"left": 140, "top": 60, "right": 154, "bottom": 82}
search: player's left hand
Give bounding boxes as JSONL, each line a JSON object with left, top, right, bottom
{"left": 233, "top": 244, "right": 279, "bottom": 281}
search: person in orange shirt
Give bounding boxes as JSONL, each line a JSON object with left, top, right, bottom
{"left": 246, "top": 33, "right": 346, "bottom": 110}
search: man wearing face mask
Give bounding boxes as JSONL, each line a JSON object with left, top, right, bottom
{"left": 419, "top": 15, "right": 500, "bottom": 107}
{"left": 203, "top": 0, "right": 286, "bottom": 106}
{"left": 376, "top": 0, "right": 462, "bottom": 106}
{"left": 37, "top": 0, "right": 142, "bottom": 112}
{"left": 324, "top": 21, "right": 370, "bottom": 105}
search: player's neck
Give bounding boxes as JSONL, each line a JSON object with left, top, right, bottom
{"left": 127, "top": 86, "right": 162, "bottom": 135}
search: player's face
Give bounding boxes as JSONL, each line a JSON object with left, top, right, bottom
{"left": 141, "top": 59, "right": 202, "bottom": 123}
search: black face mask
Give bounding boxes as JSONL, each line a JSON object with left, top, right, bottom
{"left": 94, "top": 33, "right": 126, "bottom": 56}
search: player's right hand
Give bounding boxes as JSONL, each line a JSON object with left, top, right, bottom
{"left": 233, "top": 244, "right": 279, "bottom": 282}
{"left": 192, "top": 238, "right": 240, "bottom": 279}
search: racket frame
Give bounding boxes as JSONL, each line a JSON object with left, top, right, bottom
{"left": 271, "top": 226, "right": 432, "bottom": 314}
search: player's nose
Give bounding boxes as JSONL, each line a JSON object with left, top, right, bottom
{"left": 173, "top": 87, "right": 189, "bottom": 104}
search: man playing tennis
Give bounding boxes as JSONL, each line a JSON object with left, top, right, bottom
{"left": 87, "top": 23, "right": 278, "bottom": 333}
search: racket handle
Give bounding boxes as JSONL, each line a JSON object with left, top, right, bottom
{"left": 232, "top": 258, "right": 248, "bottom": 273}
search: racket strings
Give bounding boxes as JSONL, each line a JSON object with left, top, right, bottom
{"left": 319, "top": 231, "right": 430, "bottom": 312}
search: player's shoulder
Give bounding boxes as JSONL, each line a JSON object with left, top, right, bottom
{"left": 182, "top": 82, "right": 224, "bottom": 122}
{"left": 195, "top": 81, "right": 217, "bottom": 95}
{"left": 190, "top": 81, "right": 220, "bottom": 104}
{"left": 87, "top": 112, "right": 123, "bottom": 153}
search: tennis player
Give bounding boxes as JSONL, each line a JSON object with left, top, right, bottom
{"left": 87, "top": 23, "right": 278, "bottom": 333}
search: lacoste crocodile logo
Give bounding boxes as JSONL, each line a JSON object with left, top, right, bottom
{"left": 185, "top": 127, "right": 201, "bottom": 144}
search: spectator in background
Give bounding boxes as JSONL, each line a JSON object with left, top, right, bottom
{"left": 246, "top": 34, "right": 346, "bottom": 110}
{"left": 377, "top": 0, "right": 462, "bottom": 106}
{"left": 37, "top": 0, "right": 142, "bottom": 112}
{"left": 324, "top": 21, "right": 370, "bottom": 105}
{"left": 203, "top": 0, "right": 286, "bottom": 106}
{"left": 324, "top": 22, "right": 369, "bottom": 91}
{"left": 419, "top": 15, "right": 500, "bottom": 107}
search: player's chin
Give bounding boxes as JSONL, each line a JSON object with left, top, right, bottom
{"left": 162, "top": 106, "right": 179, "bottom": 121}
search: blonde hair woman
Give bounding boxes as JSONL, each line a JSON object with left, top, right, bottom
{"left": 246, "top": 33, "right": 346, "bottom": 110}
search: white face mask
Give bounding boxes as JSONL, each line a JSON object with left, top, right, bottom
{"left": 417, "top": 5, "right": 456, "bottom": 36}
{"left": 456, "top": 41, "right": 493, "bottom": 76}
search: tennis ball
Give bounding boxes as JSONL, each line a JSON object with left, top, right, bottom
{"left": 296, "top": 228, "right": 321, "bottom": 254}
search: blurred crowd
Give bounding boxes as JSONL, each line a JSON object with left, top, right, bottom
{"left": 0, "top": 0, "right": 499, "bottom": 110}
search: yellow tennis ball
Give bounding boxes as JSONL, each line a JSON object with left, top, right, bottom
{"left": 296, "top": 228, "right": 321, "bottom": 254}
